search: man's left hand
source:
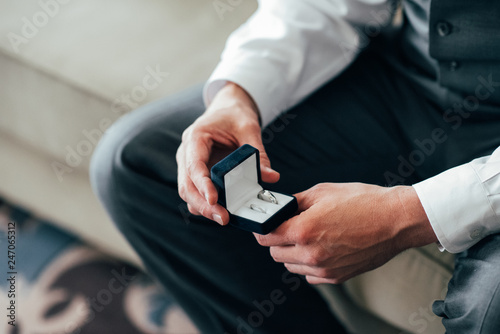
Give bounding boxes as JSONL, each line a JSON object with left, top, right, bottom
{"left": 254, "top": 183, "right": 438, "bottom": 284}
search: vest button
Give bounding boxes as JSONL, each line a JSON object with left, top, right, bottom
{"left": 436, "top": 21, "right": 452, "bottom": 37}
{"left": 449, "top": 61, "right": 459, "bottom": 71}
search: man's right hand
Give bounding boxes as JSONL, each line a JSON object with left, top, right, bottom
{"left": 176, "top": 82, "right": 280, "bottom": 225}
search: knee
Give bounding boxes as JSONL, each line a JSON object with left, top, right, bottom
{"left": 90, "top": 104, "right": 187, "bottom": 215}
{"left": 90, "top": 113, "right": 142, "bottom": 208}
{"left": 91, "top": 85, "right": 204, "bottom": 202}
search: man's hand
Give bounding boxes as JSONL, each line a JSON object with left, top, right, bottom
{"left": 176, "top": 82, "right": 280, "bottom": 225}
{"left": 254, "top": 183, "right": 438, "bottom": 284}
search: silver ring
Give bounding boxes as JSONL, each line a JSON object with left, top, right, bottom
{"left": 258, "top": 190, "right": 278, "bottom": 204}
{"left": 250, "top": 204, "right": 267, "bottom": 213}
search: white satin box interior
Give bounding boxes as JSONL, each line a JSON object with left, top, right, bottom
{"left": 210, "top": 145, "right": 298, "bottom": 234}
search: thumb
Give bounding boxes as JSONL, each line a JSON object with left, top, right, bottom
{"left": 240, "top": 132, "right": 280, "bottom": 184}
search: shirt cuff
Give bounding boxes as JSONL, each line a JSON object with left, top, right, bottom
{"left": 203, "top": 60, "right": 289, "bottom": 128}
{"left": 413, "top": 162, "right": 498, "bottom": 253}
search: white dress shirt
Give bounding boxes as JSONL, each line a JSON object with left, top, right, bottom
{"left": 203, "top": 0, "right": 500, "bottom": 253}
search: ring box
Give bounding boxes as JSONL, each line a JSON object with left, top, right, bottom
{"left": 210, "top": 144, "right": 298, "bottom": 234}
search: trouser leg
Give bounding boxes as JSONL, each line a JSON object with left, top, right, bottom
{"left": 432, "top": 234, "right": 500, "bottom": 333}
{"left": 90, "top": 85, "right": 346, "bottom": 334}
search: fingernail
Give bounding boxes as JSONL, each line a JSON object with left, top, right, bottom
{"left": 212, "top": 214, "right": 224, "bottom": 226}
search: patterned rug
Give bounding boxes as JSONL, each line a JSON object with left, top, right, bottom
{"left": 0, "top": 199, "right": 199, "bottom": 334}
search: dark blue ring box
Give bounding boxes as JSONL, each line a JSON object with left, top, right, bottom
{"left": 210, "top": 144, "right": 298, "bottom": 234}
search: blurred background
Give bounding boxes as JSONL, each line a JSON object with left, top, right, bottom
{"left": 0, "top": 0, "right": 256, "bottom": 332}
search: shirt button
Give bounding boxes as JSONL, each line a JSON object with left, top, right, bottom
{"left": 449, "top": 61, "right": 459, "bottom": 71}
{"left": 470, "top": 229, "right": 482, "bottom": 239}
{"left": 436, "top": 21, "right": 453, "bottom": 37}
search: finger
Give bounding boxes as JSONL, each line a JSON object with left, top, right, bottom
{"left": 178, "top": 147, "right": 202, "bottom": 206}
{"left": 269, "top": 245, "right": 305, "bottom": 265}
{"left": 184, "top": 134, "right": 219, "bottom": 205}
{"left": 305, "top": 267, "right": 365, "bottom": 285}
{"left": 300, "top": 264, "right": 365, "bottom": 285}
{"left": 176, "top": 144, "right": 190, "bottom": 201}
{"left": 183, "top": 178, "right": 229, "bottom": 225}
{"left": 285, "top": 263, "right": 322, "bottom": 277}
{"left": 188, "top": 160, "right": 218, "bottom": 205}
{"left": 239, "top": 130, "right": 280, "bottom": 184}
{"left": 260, "top": 164, "right": 281, "bottom": 184}
{"left": 305, "top": 276, "right": 342, "bottom": 285}
{"left": 253, "top": 215, "right": 301, "bottom": 246}
{"left": 285, "top": 264, "right": 343, "bottom": 284}
{"left": 187, "top": 204, "right": 201, "bottom": 216}
{"left": 178, "top": 142, "right": 228, "bottom": 225}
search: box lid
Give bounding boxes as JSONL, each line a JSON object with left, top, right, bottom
{"left": 210, "top": 144, "right": 263, "bottom": 212}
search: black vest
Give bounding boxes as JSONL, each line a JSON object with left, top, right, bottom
{"left": 429, "top": 0, "right": 500, "bottom": 105}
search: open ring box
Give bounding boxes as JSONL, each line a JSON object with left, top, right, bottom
{"left": 210, "top": 144, "right": 298, "bottom": 234}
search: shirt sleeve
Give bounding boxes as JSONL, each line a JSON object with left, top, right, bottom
{"left": 204, "top": 0, "right": 393, "bottom": 127}
{"left": 413, "top": 146, "right": 500, "bottom": 253}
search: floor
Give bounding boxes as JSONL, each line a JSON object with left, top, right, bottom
{"left": 0, "top": 198, "right": 200, "bottom": 334}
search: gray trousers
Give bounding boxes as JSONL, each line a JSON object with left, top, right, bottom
{"left": 91, "top": 49, "right": 500, "bottom": 333}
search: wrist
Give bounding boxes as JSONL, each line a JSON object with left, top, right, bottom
{"left": 207, "top": 82, "right": 261, "bottom": 123}
{"left": 390, "top": 186, "right": 438, "bottom": 250}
